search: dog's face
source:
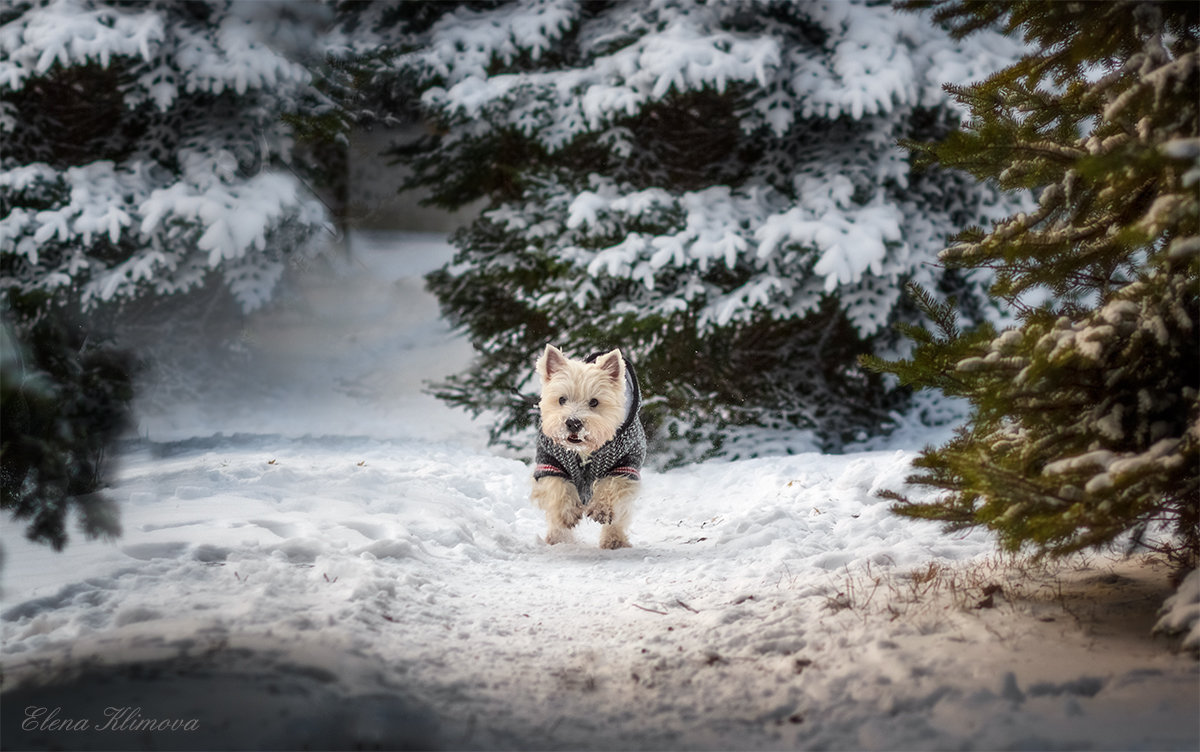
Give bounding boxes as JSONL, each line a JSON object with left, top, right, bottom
{"left": 536, "top": 345, "right": 628, "bottom": 454}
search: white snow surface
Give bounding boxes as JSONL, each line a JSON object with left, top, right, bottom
{"left": 2, "top": 233, "right": 1196, "bottom": 751}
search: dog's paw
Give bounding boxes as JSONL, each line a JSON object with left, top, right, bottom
{"left": 587, "top": 508, "right": 613, "bottom": 525}
{"left": 586, "top": 503, "right": 614, "bottom": 525}
{"left": 599, "top": 530, "right": 631, "bottom": 549}
{"left": 545, "top": 527, "right": 575, "bottom": 545}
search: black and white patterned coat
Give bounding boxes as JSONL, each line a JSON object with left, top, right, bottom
{"left": 533, "top": 353, "right": 647, "bottom": 505}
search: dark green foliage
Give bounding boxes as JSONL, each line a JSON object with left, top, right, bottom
{"left": 872, "top": 0, "right": 1200, "bottom": 566}
{"left": 1, "top": 57, "right": 140, "bottom": 551}
{"left": 1, "top": 303, "right": 134, "bottom": 551}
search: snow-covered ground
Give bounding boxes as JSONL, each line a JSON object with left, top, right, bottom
{"left": 2, "top": 233, "right": 1196, "bottom": 751}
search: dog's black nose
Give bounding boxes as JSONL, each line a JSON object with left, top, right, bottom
{"left": 565, "top": 418, "right": 583, "bottom": 433}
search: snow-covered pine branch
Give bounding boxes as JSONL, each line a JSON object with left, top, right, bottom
{"left": 1, "top": 0, "right": 336, "bottom": 313}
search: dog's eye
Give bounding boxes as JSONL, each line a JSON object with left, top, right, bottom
{"left": 558, "top": 396, "right": 567, "bottom": 405}
{"left": 589, "top": 398, "right": 599, "bottom": 408}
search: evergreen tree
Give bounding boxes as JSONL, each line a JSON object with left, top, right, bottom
{"left": 1, "top": 0, "right": 336, "bottom": 316}
{"left": 866, "top": 1, "right": 1199, "bottom": 567}
{"left": 1, "top": 317, "right": 131, "bottom": 550}
{"left": 0, "top": 1, "right": 343, "bottom": 547}
{"left": 356, "top": 0, "right": 1022, "bottom": 463}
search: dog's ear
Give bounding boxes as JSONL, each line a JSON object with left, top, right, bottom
{"left": 594, "top": 349, "right": 625, "bottom": 384}
{"left": 537, "top": 344, "right": 569, "bottom": 382}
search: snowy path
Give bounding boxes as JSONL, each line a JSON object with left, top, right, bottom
{"left": 2, "top": 234, "right": 1196, "bottom": 751}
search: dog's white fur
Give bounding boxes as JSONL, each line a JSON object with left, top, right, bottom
{"left": 532, "top": 345, "right": 638, "bottom": 549}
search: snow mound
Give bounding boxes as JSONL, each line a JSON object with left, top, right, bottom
{"left": 1155, "top": 569, "right": 1200, "bottom": 651}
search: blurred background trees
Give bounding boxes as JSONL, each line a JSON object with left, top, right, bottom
{"left": 1, "top": 0, "right": 342, "bottom": 547}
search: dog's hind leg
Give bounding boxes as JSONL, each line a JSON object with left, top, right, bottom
{"left": 532, "top": 475, "right": 583, "bottom": 545}
{"left": 590, "top": 475, "right": 638, "bottom": 549}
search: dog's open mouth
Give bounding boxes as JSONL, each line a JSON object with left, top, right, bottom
{"left": 566, "top": 434, "right": 584, "bottom": 445}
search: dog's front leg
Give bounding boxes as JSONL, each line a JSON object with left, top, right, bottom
{"left": 532, "top": 475, "right": 583, "bottom": 545}
{"left": 588, "top": 475, "right": 638, "bottom": 549}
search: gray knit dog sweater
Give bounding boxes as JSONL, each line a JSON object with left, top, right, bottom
{"left": 533, "top": 352, "right": 647, "bottom": 505}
